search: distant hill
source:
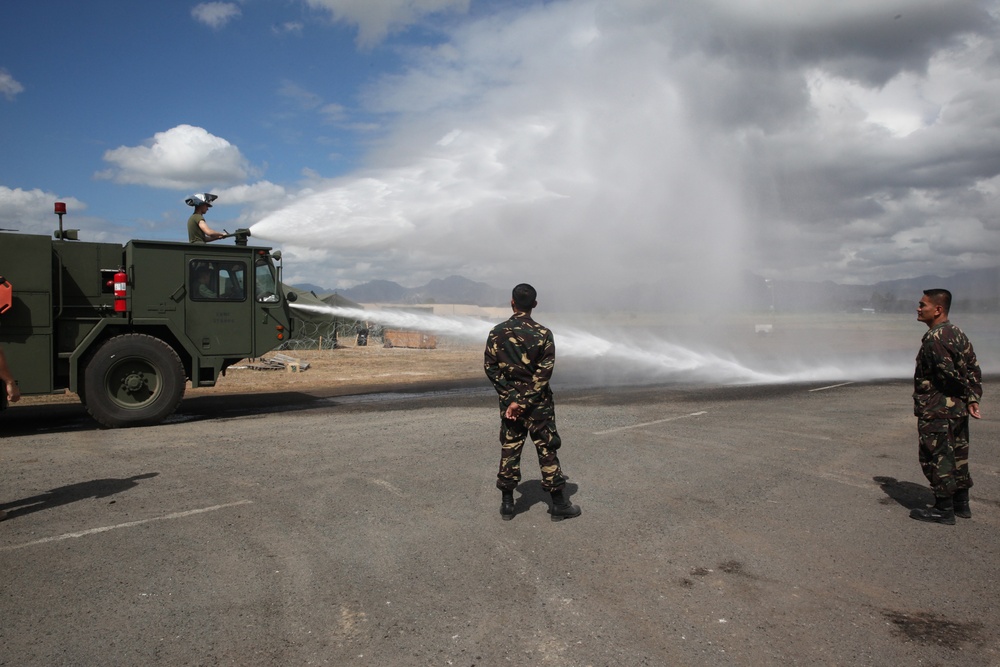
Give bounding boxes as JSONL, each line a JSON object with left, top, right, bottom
{"left": 757, "top": 267, "right": 1000, "bottom": 313}
{"left": 295, "top": 267, "right": 1000, "bottom": 312}
{"left": 291, "top": 283, "right": 329, "bottom": 296}
{"left": 294, "top": 275, "right": 508, "bottom": 307}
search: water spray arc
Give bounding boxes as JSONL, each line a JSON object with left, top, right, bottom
{"left": 289, "top": 303, "right": 896, "bottom": 386}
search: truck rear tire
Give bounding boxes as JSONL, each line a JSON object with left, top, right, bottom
{"left": 82, "top": 334, "right": 186, "bottom": 428}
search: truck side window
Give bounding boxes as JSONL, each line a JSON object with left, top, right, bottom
{"left": 190, "top": 261, "right": 247, "bottom": 302}
{"left": 191, "top": 263, "right": 216, "bottom": 300}
{"left": 255, "top": 258, "right": 279, "bottom": 303}
{"left": 218, "top": 264, "right": 246, "bottom": 301}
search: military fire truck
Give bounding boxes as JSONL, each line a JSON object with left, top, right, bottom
{"left": 0, "top": 203, "right": 298, "bottom": 428}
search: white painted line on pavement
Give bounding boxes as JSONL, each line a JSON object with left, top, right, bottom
{"left": 0, "top": 500, "right": 253, "bottom": 552}
{"left": 594, "top": 411, "right": 708, "bottom": 435}
{"left": 808, "top": 382, "right": 855, "bottom": 392}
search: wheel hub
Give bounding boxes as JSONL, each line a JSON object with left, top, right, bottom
{"left": 122, "top": 372, "right": 147, "bottom": 393}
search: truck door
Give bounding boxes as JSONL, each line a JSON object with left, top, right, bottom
{"left": 184, "top": 257, "right": 253, "bottom": 355}
{"left": 252, "top": 254, "right": 292, "bottom": 352}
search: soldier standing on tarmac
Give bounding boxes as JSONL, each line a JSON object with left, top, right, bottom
{"left": 484, "top": 283, "right": 581, "bottom": 522}
{"left": 910, "top": 288, "right": 982, "bottom": 525}
{"left": 186, "top": 193, "right": 225, "bottom": 243}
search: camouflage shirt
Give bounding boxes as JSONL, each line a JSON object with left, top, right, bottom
{"left": 484, "top": 313, "right": 555, "bottom": 412}
{"left": 913, "top": 321, "right": 982, "bottom": 419}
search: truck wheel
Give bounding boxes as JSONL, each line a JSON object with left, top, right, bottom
{"left": 82, "top": 334, "right": 186, "bottom": 428}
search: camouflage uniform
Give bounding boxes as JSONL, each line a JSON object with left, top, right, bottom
{"left": 913, "top": 321, "right": 982, "bottom": 498}
{"left": 484, "top": 313, "right": 568, "bottom": 493}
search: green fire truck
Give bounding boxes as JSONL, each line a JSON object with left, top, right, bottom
{"left": 0, "top": 206, "right": 297, "bottom": 428}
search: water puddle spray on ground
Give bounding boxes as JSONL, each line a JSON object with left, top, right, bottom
{"left": 289, "top": 302, "right": 894, "bottom": 386}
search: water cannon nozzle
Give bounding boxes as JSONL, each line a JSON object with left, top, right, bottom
{"left": 219, "top": 228, "right": 252, "bottom": 245}
{"left": 233, "top": 228, "right": 251, "bottom": 246}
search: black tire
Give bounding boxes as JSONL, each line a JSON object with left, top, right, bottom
{"left": 81, "top": 334, "right": 186, "bottom": 428}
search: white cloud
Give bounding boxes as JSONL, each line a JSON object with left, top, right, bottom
{"left": 273, "top": 21, "right": 304, "bottom": 36}
{"left": 252, "top": 0, "right": 1000, "bottom": 298}
{"left": 278, "top": 80, "right": 324, "bottom": 111}
{"left": 320, "top": 103, "right": 348, "bottom": 123}
{"left": 216, "top": 181, "right": 287, "bottom": 206}
{"left": 0, "top": 187, "right": 86, "bottom": 236}
{"left": 191, "top": 2, "right": 242, "bottom": 30}
{"left": 0, "top": 68, "right": 24, "bottom": 101}
{"left": 97, "top": 125, "right": 254, "bottom": 190}
{"left": 304, "top": 0, "right": 471, "bottom": 47}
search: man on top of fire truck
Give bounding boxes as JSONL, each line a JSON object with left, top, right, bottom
{"left": 186, "top": 193, "right": 225, "bottom": 243}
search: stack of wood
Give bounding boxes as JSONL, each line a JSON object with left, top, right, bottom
{"left": 245, "top": 353, "right": 310, "bottom": 372}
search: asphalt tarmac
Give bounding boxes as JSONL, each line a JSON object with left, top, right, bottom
{"left": 1, "top": 377, "right": 998, "bottom": 666}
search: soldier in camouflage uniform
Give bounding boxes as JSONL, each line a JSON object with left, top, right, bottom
{"left": 484, "top": 284, "right": 581, "bottom": 522}
{"left": 910, "top": 288, "right": 982, "bottom": 525}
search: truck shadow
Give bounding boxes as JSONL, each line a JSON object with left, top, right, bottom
{"left": 178, "top": 390, "right": 327, "bottom": 420}
{"left": 0, "top": 391, "right": 326, "bottom": 435}
{"left": 0, "top": 402, "right": 94, "bottom": 435}
{"left": 0, "top": 472, "right": 159, "bottom": 520}
{"left": 1, "top": 380, "right": 487, "bottom": 435}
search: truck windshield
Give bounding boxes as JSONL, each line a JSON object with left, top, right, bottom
{"left": 255, "top": 258, "right": 279, "bottom": 303}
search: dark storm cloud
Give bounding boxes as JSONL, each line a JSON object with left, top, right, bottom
{"left": 663, "top": 1, "right": 993, "bottom": 87}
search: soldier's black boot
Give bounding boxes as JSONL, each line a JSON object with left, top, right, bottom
{"left": 953, "top": 489, "right": 971, "bottom": 519}
{"left": 549, "top": 489, "right": 581, "bottom": 522}
{"left": 500, "top": 490, "right": 515, "bottom": 521}
{"left": 909, "top": 495, "right": 956, "bottom": 525}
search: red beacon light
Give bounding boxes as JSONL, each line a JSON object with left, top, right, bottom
{"left": 53, "top": 201, "right": 78, "bottom": 240}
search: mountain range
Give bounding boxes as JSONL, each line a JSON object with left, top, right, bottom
{"left": 294, "top": 275, "right": 508, "bottom": 307}
{"left": 295, "top": 266, "right": 1000, "bottom": 313}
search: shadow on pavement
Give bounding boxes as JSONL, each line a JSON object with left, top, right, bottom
{"left": 0, "top": 379, "right": 486, "bottom": 436}
{"left": 874, "top": 476, "right": 933, "bottom": 510}
{"left": 0, "top": 472, "right": 159, "bottom": 520}
{"left": 510, "top": 480, "right": 581, "bottom": 518}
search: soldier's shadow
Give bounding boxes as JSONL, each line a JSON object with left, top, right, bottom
{"left": 0, "top": 472, "right": 159, "bottom": 520}
{"left": 873, "top": 476, "right": 934, "bottom": 510}
{"left": 513, "top": 479, "right": 580, "bottom": 516}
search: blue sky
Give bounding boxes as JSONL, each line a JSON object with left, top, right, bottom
{"left": 2, "top": 0, "right": 999, "bottom": 301}
{"left": 1, "top": 1, "right": 402, "bottom": 236}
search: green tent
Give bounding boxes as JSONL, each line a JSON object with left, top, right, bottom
{"left": 280, "top": 285, "right": 360, "bottom": 350}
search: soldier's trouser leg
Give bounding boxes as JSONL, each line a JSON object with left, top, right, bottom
{"left": 496, "top": 417, "right": 528, "bottom": 492}
{"left": 951, "top": 416, "right": 973, "bottom": 491}
{"left": 528, "top": 420, "right": 566, "bottom": 493}
{"left": 496, "top": 416, "right": 567, "bottom": 493}
{"left": 918, "top": 417, "right": 967, "bottom": 498}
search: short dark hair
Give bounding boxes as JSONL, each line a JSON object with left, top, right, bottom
{"left": 923, "top": 288, "right": 952, "bottom": 314}
{"left": 512, "top": 283, "right": 537, "bottom": 311}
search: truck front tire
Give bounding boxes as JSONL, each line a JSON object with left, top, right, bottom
{"left": 82, "top": 334, "right": 186, "bottom": 428}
